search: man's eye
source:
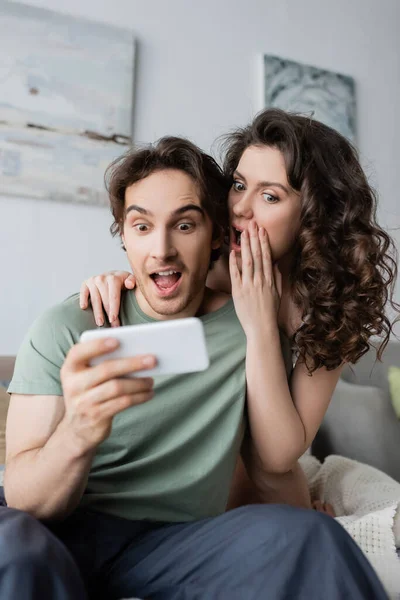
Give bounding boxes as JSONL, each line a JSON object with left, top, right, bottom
{"left": 177, "top": 223, "right": 193, "bottom": 231}
{"left": 233, "top": 181, "right": 245, "bottom": 192}
{"left": 134, "top": 224, "right": 149, "bottom": 232}
{"left": 262, "top": 193, "right": 279, "bottom": 204}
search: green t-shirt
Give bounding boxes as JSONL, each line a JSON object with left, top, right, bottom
{"left": 9, "top": 291, "right": 293, "bottom": 522}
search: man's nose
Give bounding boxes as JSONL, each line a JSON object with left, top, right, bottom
{"left": 232, "top": 192, "right": 254, "bottom": 220}
{"left": 150, "top": 230, "right": 177, "bottom": 260}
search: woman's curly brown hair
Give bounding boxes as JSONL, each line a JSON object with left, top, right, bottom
{"left": 222, "top": 108, "right": 399, "bottom": 373}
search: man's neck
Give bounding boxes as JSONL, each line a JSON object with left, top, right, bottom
{"left": 196, "top": 287, "right": 231, "bottom": 316}
{"left": 134, "top": 286, "right": 230, "bottom": 321}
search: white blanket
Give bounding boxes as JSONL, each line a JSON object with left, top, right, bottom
{"left": 300, "top": 454, "right": 400, "bottom": 599}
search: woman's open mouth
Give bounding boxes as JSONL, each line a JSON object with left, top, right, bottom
{"left": 231, "top": 225, "right": 243, "bottom": 251}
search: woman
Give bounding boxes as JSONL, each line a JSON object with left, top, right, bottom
{"left": 80, "top": 108, "right": 399, "bottom": 511}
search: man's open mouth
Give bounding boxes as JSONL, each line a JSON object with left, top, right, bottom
{"left": 150, "top": 270, "right": 182, "bottom": 293}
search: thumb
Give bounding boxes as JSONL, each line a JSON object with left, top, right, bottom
{"left": 124, "top": 274, "right": 136, "bottom": 289}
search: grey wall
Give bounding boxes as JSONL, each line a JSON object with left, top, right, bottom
{"left": 1, "top": 0, "right": 400, "bottom": 353}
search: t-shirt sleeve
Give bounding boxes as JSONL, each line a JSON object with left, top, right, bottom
{"left": 8, "top": 294, "right": 97, "bottom": 396}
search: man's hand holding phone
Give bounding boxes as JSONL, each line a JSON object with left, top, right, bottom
{"left": 59, "top": 337, "right": 156, "bottom": 454}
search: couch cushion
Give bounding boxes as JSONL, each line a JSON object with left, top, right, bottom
{"left": 0, "top": 386, "right": 10, "bottom": 464}
{"left": 388, "top": 366, "right": 400, "bottom": 419}
{"left": 340, "top": 341, "right": 399, "bottom": 398}
{"left": 312, "top": 378, "right": 400, "bottom": 482}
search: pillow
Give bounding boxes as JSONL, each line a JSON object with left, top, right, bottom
{"left": 388, "top": 366, "right": 400, "bottom": 419}
{"left": 314, "top": 378, "right": 400, "bottom": 482}
{"left": 0, "top": 386, "right": 10, "bottom": 465}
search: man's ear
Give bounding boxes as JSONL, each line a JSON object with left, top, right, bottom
{"left": 211, "top": 232, "right": 223, "bottom": 250}
{"left": 209, "top": 233, "right": 223, "bottom": 264}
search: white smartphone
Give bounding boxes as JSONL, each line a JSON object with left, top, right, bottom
{"left": 80, "top": 317, "right": 209, "bottom": 377}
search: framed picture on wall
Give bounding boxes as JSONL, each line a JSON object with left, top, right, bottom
{"left": 0, "top": 0, "right": 136, "bottom": 206}
{"left": 262, "top": 54, "right": 356, "bottom": 142}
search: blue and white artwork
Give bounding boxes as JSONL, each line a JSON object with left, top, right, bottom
{"left": 0, "top": 0, "right": 135, "bottom": 206}
{"left": 263, "top": 55, "right": 356, "bottom": 142}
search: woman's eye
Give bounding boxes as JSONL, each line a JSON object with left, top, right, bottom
{"left": 233, "top": 181, "right": 245, "bottom": 192}
{"left": 262, "top": 192, "right": 279, "bottom": 204}
{"left": 177, "top": 223, "right": 193, "bottom": 231}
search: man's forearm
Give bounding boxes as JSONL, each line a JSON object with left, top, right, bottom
{"left": 4, "top": 421, "right": 95, "bottom": 521}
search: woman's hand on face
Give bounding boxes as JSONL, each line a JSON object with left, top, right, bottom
{"left": 79, "top": 271, "right": 136, "bottom": 328}
{"left": 229, "top": 221, "right": 282, "bottom": 339}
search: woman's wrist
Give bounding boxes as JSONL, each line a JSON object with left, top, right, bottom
{"left": 245, "top": 319, "right": 280, "bottom": 346}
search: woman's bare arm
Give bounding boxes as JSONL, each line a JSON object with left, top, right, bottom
{"left": 229, "top": 224, "right": 343, "bottom": 473}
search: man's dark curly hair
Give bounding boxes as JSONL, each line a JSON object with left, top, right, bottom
{"left": 106, "top": 136, "right": 230, "bottom": 265}
{"left": 222, "top": 108, "right": 399, "bottom": 373}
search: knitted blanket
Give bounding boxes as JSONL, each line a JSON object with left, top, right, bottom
{"left": 300, "top": 454, "right": 400, "bottom": 599}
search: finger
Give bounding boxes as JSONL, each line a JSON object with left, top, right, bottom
{"left": 107, "top": 277, "right": 123, "bottom": 323}
{"left": 93, "top": 277, "right": 111, "bottom": 322}
{"left": 110, "top": 318, "right": 121, "bottom": 328}
{"left": 259, "top": 228, "right": 273, "bottom": 282}
{"left": 85, "top": 282, "right": 106, "bottom": 327}
{"left": 97, "top": 390, "right": 154, "bottom": 419}
{"left": 124, "top": 274, "right": 136, "bottom": 289}
{"left": 323, "top": 503, "right": 336, "bottom": 518}
{"left": 273, "top": 264, "right": 283, "bottom": 299}
{"left": 229, "top": 249, "right": 241, "bottom": 290}
{"left": 249, "top": 221, "right": 263, "bottom": 279}
{"left": 240, "top": 229, "right": 253, "bottom": 285}
{"left": 83, "top": 376, "right": 154, "bottom": 406}
{"left": 77, "top": 354, "right": 157, "bottom": 391}
{"left": 79, "top": 282, "right": 90, "bottom": 310}
{"left": 64, "top": 338, "right": 121, "bottom": 373}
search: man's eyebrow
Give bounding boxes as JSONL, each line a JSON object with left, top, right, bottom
{"left": 124, "top": 203, "right": 205, "bottom": 218}
{"left": 171, "top": 204, "right": 205, "bottom": 217}
{"left": 125, "top": 204, "right": 152, "bottom": 216}
{"left": 234, "top": 170, "right": 290, "bottom": 195}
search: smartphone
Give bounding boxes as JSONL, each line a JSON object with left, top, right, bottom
{"left": 80, "top": 317, "right": 209, "bottom": 377}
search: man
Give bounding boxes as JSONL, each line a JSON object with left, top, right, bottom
{"left": 0, "top": 137, "right": 388, "bottom": 599}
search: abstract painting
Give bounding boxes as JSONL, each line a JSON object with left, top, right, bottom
{"left": 0, "top": 0, "right": 135, "bottom": 206}
{"left": 263, "top": 54, "right": 356, "bottom": 142}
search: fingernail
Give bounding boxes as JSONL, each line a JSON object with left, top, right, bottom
{"left": 96, "top": 318, "right": 104, "bottom": 327}
{"left": 109, "top": 314, "right": 115, "bottom": 323}
{"left": 142, "top": 355, "right": 155, "bottom": 366}
{"left": 104, "top": 338, "right": 118, "bottom": 349}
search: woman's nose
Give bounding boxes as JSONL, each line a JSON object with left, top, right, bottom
{"left": 232, "top": 193, "right": 254, "bottom": 220}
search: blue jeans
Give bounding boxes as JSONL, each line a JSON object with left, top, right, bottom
{"left": 0, "top": 489, "right": 389, "bottom": 599}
